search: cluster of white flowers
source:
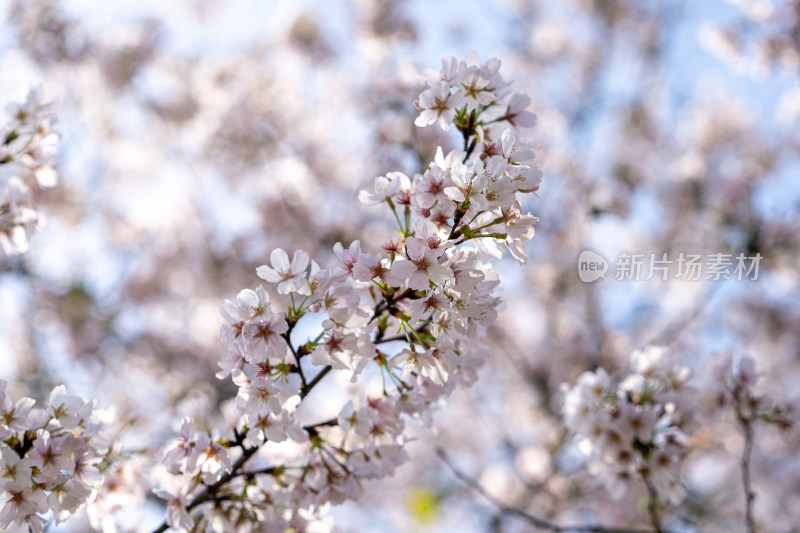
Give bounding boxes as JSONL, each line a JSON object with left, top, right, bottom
{"left": 410, "top": 54, "right": 542, "bottom": 263}
{"left": 153, "top": 53, "right": 542, "bottom": 532}
{"left": 0, "top": 381, "right": 107, "bottom": 532}
{"left": 371, "top": 135, "right": 541, "bottom": 265}
{"left": 415, "top": 52, "right": 537, "bottom": 132}
{"left": 0, "top": 89, "right": 59, "bottom": 256}
{"left": 561, "top": 346, "right": 698, "bottom": 505}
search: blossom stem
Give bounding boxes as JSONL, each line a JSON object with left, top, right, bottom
{"left": 453, "top": 232, "right": 505, "bottom": 245}
{"left": 641, "top": 471, "right": 663, "bottom": 533}
{"left": 464, "top": 209, "right": 486, "bottom": 227}
{"left": 388, "top": 199, "right": 405, "bottom": 235}
{"left": 469, "top": 217, "right": 505, "bottom": 233}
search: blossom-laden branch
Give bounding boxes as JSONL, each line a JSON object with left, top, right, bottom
{"left": 0, "top": 381, "right": 108, "bottom": 533}
{"left": 148, "top": 52, "right": 544, "bottom": 532}
{"left": 561, "top": 346, "right": 696, "bottom": 523}
{"left": 561, "top": 348, "right": 796, "bottom": 533}
{"left": 713, "top": 355, "right": 795, "bottom": 533}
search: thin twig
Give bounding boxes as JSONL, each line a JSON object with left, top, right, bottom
{"left": 375, "top": 324, "right": 430, "bottom": 345}
{"left": 282, "top": 330, "right": 307, "bottom": 388}
{"left": 369, "top": 287, "right": 415, "bottom": 324}
{"left": 303, "top": 417, "right": 338, "bottom": 431}
{"left": 437, "top": 448, "right": 659, "bottom": 533}
{"left": 738, "top": 413, "right": 756, "bottom": 533}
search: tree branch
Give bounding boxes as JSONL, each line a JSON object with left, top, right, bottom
{"left": 437, "top": 448, "right": 660, "bottom": 533}
{"left": 282, "top": 329, "right": 307, "bottom": 388}
{"left": 151, "top": 271, "right": 431, "bottom": 531}
{"left": 151, "top": 444, "right": 259, "bottom": 533}
{"left": 738, "top": 413, "right": 756, "bottom": 533}
{"left": 641, "top": 471, "right": 663, "bottom": 533}
{"left": 300, "top": 365, "right": 332, "bottom": 399}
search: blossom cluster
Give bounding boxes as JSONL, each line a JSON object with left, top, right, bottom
{"left": 561, "top": 346, "right": 698, "bottom": 505}
{"left": 153, "top": 53, "right": 542, "bottom": 532}
{"left": 704, "top": 353, "right": 795, "bottom": 431}
{"left": 416, "top": 52, "right": 537, "bottom": 132}
{"left": 411, "top": 55, "right": 542, "bottom": 263}
{"left": 0, "top": 89, "right": 58, "bottom": 256}
{"left": 562, "top": 346, "right": 798, "bottom": 530}
{"left": 0, "top": 380, "right": 107, "bottom": 532}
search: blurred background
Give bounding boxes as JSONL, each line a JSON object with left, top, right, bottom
{"left": 1, "top": 0, "right": 799, "bottom": 531}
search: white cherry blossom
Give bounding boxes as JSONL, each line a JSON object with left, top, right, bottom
{"left": 256, "top": 248, "right": 310, "bottom": 294}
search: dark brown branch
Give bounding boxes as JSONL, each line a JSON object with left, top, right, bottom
{"left": 151, "top": 444, "right": 259, "bottom": 533}
{"left": 151, "top": 362, "right": 334, "bottom": 532}
{"left": 151, "top": 278, "right": 421, "bottom": 531}
{"left": 375, "top": 323, "right": 430, "bottom": 345}
{"left": 281, "top": 330, "right": 307, "bottom": 388}
{"left": 460, "top": 109, "right": 477, "bottom": 163}
{"left": 300, "top": 365, "right": 332, "bottom": 399}
{"left": 304, "top": 417, "right": 338, "bottom": 431}
{"left": 369, "top": 287, "right": 416, "bottom": 325}
{"left": 448, "top": 204, "right": 469, "bottom": 240}
{"left": 229, "top": 465, "right": 280, "bottom": 481}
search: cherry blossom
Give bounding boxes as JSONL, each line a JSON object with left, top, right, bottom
{"left": 256, "top": 248, "right": 311, "bottom": 294}
{"left": 414, "top": 82, "right": 463, "bottom": 130}
{"left": 389, "top": 236, "right": 452, "bottom": 290}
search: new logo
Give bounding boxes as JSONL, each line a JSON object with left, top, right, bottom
{"left": 578, "top": 250, "right": 608, "bottom": 283}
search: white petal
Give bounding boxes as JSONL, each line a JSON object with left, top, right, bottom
{"left": 270, "top": 248, "right": 290, "bottom": 270}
